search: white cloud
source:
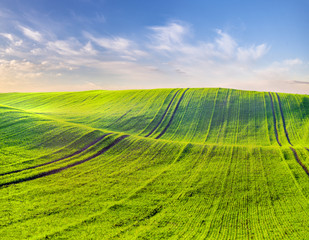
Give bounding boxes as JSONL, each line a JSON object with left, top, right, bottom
{"left": 30, "top": 48, "right": 43, "bottom": 55}
{"left": 85, "top": 32, "right": 147, "bottom": 61}
{"left": 19, "top": 26, "right": 43, "bottom": 42}
{"left": 4, "top": 48, "right": 14, "bottom": 54}
{"left": 47, "top": 40, "right": 78, "bottom": 55}
{"left": 0, "top": 33, "right": 23, "bottom": 46}
{"left": 82, "top": 41, "right": 97, "bottom": 55}
{"left": 237, "top": 44, "right": 269, "bottom": 61}
{"left": 46, "top": 39, "right": 97, "bottom": 57}
{"left": 215, "top": 29, "right": 237, "bottom": 57}
{"left": 148, "top": 22, "right": 269, "bottom": 63}
{"left": 131, "top": 49, "right": 148, "bottom": 57}
{"left": 86, "top": 33, "right": 131, "bottom": 52}
{"left": 14, "top": 40, "right": 23, "bottom": 46}
{"left": 0, "top": 17, "right": 307, "bottom": 94}
{"left": 148, "top": 22, "right": 188, "bottom": 51}
{"left": 0, "top": 33, "right": 14, "bottom": 41}
{"left": 0, "top": 59, "right": 43, "bottom": 91}
{"left": 143, "top": 22, "right": 309, "bottom": 93}
{"left": 283, "top": 58, "right": 303, "bottom": 66}
{"left": 0, "top": 59, "right": 41, "bottom": 73}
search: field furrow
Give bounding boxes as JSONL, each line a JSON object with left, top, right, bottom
{"left": 290, "top": 147, "right": 309, "bottom": 176}
{"left": 144, "top": 90, "right": 180, "bottom": 137}
{"left": 0, "top": 133, "right": 111, "bottom": 177}
{"left": 155, "top": 88, "right": 189, "bottom": 139}
{"left": 268, "top": 92, "right": 281, "bottom": 146}
{"left": 1, "top": 88, "right": 309, "bottom": 239}
{"left": 0, "top": 135, "right": 129, "bottom": 187}
{"left": 276, "top": 93, "right": 293, "bottom": 146}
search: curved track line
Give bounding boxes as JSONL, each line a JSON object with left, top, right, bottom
{"left": 268, "top": 92, "right": 281, "bottom": 146}
{"left": 155, "top": 88, "right": 189, "bottom": 139}
{"left": 290, "top": 147, "right": 309, "bottom": 176}
{"left": 0, "top": 133, "right": 112, "bottom": 177}
{"left": 145, "top": 90, "right": 180, "bottom": 137}
{"left": 0, "top": 135, "right": 129, "bottom": 187}
{"left": 276, "top": 93, "right": 293, "bottom": 146}
{"left": 39, "top": 143, "right": 189, "bottom": 239}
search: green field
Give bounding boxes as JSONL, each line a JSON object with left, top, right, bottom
{"left": 1, "top": 88, "right": 309, "bottom": 239}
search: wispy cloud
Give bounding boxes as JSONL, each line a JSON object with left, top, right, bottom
{"left": 148, "top": 22, "right": 269, "bottom": 63}
{"left": 46, "top": 38, "right": 96, "bottom": 56}
{"left": 148, "top": 22, "right": 189, "bottom": 51}
{"left": 19, "top": 26, "right": 43, "bottom": 42}
{"left": 144, "top": 22, "right": 309, "bottom": 93}
{"left": 215, "top": 29, "right": 237, "bottom": 57}
{"left": 283, "top": 58, "right": 303, "bottom": 66}
{"left": 82, "top": 41, "right": 97, "bottom": 55}
{"left": 0, "top": 16, "right": 307, "bottom": 93}
{"left": 0, "top": 32, "right": 23, "bottom": 46}
{"left": 0, "top": 33, "right": 14, "bottom": 41}
{"left": 87, "top": 34, "right": 131, "bottom": 52}
{"left": 85, "top": 32, "right": 148, "bottom": 60}
{"left": 0, "top": 59, "right": 43, "bottom": 91}
{"left": 236, "top": 44, "right": 269, "bottom": 62}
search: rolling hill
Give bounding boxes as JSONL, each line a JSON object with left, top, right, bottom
{"left": 0, "top": 88, "right": 309, "bottom": 239}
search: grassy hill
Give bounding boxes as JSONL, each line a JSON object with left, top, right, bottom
{"left": 0, "top": 88, "right": 309, "bottom": 239}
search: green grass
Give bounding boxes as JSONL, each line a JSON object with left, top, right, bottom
{"left": 0, "top": 88, "right": 309, "bottom": 239}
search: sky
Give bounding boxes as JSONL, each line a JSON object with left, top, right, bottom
{"left": 0, "top": 0, "right": 308, "bottom": 94}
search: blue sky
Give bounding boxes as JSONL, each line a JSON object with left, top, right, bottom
{"left": 0, "top": 0, "right": 308, "bottom": 93}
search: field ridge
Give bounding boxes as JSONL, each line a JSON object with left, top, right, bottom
{"left": 1, "top": 87, "right": 309, "bottom": 239}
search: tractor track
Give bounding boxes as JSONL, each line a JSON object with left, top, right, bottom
{"left": 276, "top": 93, "right": 293, "bottom": 146}
{"left": 145, "top": 90, "right": 180, "bottom": 137}
{"left": 269, "top": 93, "right": 308, "bottom": 176}
{"left": 155, "top": 88, "right": 189, "bottom": 139}
{"left": 0, "top": 133, "right": 112, "bottom": 177}
{"left": 0, "top": 135, "right": 129, "bottom": 187}
{"left": 290, "top": 147, "right": 309, "bottom": 176}
{"left": 268, "top": 92, "right": 281, "bottom": 146}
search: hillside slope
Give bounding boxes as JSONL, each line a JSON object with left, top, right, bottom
{"left": 1, "top": 88, "right": 309, "bottom": 146}
{"left": 0, "top": 88, "right": 309, "bottom": 239}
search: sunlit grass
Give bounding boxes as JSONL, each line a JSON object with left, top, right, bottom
{"left": 0, "top": 88, "right": 308, "bottom": 239}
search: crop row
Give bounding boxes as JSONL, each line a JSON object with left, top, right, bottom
{"left": 1, "top": 88, "right": 309, "bottom": 239}
{"left": 2, "top": 88, "right": 309, "bottom": 147}
{"left": 1, "top": 136, "right": 308, "bottom": 239}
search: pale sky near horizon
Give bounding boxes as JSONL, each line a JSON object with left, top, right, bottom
{"left": 0, "top": 0, "right": 308, "bottom": 94}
